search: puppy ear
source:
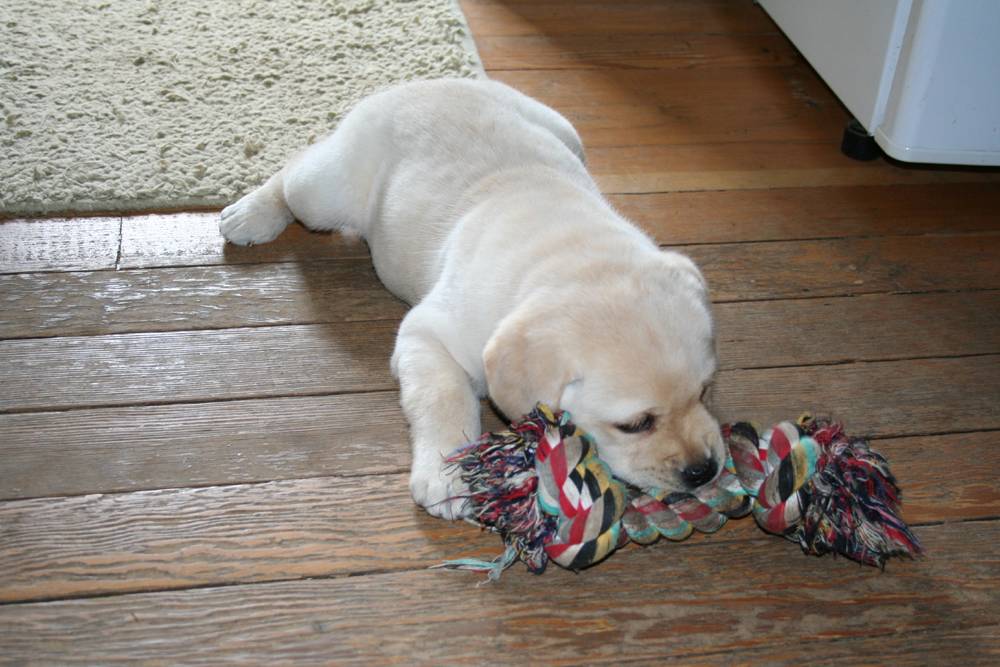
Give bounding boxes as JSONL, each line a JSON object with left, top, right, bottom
{"left": 483, "top": 303, "right": 574, "bottom": 420}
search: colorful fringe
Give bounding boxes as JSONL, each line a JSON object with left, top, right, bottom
{"left": 438, "top": 404, "right": 921, "bottom": 579}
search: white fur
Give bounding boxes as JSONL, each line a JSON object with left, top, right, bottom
{"left": 221, "top": 79, "right": 722, "bottom": 519}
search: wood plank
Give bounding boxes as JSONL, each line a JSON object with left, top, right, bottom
{"left": 0, "top": 393, "right": 410, "bottom": 501}
{"left": 712, "top": 356, "right": 1000, "bottom": 438}
{"left": 0, "top": 217, "right": 119, "bottom": 273}
{"left": 715, "top": 291, "right": 1000, "bottom": 369}
{"left": 16, "top": 183, "right": 1000, "bottom": 277}
{"left": 3, "top": 291, "right": 997, "bottom": 414}
{"left": 0, "top": 395, "right": 411, "bottom": 499}
{"left": 0, "top": 440, "right": 990, "bottom": 603}
{"left": 873, "top": 432, "right": 1000, "bottom": 524}
{"left": 0, "top": 322, "right": 398, "bottom": 413}
{"left": 5, "top": 234, "right": 998, "bottom": 340}
{"left": 587, "top": 143, "right": 1000, "bottom": 194}
{"left": 0, "top": 259, "right": 407, "bottom": 339}
{"left": 0, "top": 375, "right": 993, "bottom": 506}
{"left": 0, "top": 521, "right": 995, "bottom": 664}
{"left": 559, "top": 98, "right": 845, "bottom": 149}
{"left": 611, "top": 182, "right": 1000, "bottom": 245}
{"left": 494, "top": 67, "right": 847, "bottom": 149}
{"left": 2, "top": 355, "right": 997, "bottom": 502}
{"left": 0, "top": 473, "right": 498, "bottom": 602}
{"left": 493, "top": 65, "right": 837, "bottom": 109}
{"left": 687, "top": 234, "right": 1000, "bottom": 302}
{"left": 476, "top": 32, "right": 799, "bottom": 70}
{"left": 461, "top": 0, "right": 780, "bottom": 38}
{"left": 475, "top": 71, "right": 856, "bottom": 155}
{"left": 708, "top": 626, "right": 999, "bottom": 666}
{"left": 119, "top": 212, "right": 370, "bottom": 270}
{"left": 23, "top": 184, "right": 1000, "bottom": 275}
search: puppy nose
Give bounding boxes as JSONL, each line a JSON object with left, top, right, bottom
{"left": 681, "top": 458, "right": 718, "bottom": 489}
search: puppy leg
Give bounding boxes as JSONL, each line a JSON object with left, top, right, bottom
{"left": 221, "top": 103, "right": 381, "bottom": 245}
{"left": 280, "top": 122, "right": 381, "bottom": 237}
{"left": 392, "top": 307, "right": 481, "bottom": 520}
{"left": 220, "top": 169, "right": 294, "bottom": 246}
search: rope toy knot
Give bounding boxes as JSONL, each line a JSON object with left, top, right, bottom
{"left": 439, "top": 404, "right": 921, "bottom": 580}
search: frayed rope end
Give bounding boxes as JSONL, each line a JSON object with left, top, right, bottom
{"left": 795, "top": 419, "right": 923, "bottom": 567}
{"left": 430, "top": 545, "right": 524, "bottom": 584}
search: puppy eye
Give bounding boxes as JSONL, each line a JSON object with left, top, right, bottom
{"left": 615, "top": 413, "right": 656, "bottom": 434}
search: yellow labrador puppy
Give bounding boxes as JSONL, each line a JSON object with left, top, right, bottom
{"left": 221, "top": 79, "right": 722, "bottom": 519}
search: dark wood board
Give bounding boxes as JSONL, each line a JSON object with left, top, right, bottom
{"left": 0, "top": 522, "right": 994, "bottom": 664}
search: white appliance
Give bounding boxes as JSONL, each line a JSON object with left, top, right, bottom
{"left": 758, "top": 0, "right": 1000, "bottom": 165}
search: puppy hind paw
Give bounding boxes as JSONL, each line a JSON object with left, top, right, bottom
{"left": 219, "top": 191, "right": 293, "bottom": 246}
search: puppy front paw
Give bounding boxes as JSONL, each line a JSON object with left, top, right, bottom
{"left": 409, "top": 455, "right": 470, "bottom": 521}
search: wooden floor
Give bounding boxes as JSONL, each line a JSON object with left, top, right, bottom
{"left": 2, "top": 0, "right": 1000, "bottom": 663}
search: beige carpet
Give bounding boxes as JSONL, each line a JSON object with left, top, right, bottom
{"left": 0, "top": 0, "right": 482, "bottom": 216}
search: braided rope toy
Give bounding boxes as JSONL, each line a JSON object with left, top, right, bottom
{"left": 437, "top": 404, "right": 921, "bottom": 580}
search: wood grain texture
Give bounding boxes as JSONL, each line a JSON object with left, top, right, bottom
{"left": 1, "top": 2, "right": 998, "bottom": 664}
{"left": 0, "top": 473, "right": 496, "bottom": 602}
{"left": 0, "top": 522, "right": 995, "bottom": 665}
{"left": 476, "top": 32, "right": 800, "bottom": 70}
{"left": 12, "top": 185, "right": 999, "bottom": 277}
{"left": 10, "top": 184, "right": 999, "bottom": 274}
{"left": 3, "top": 291, "right": 997, "bottom": 415}
{"left": 688, "top": 234, "right": 1000, "bottom": 302}
{"left": 0, "top": 259, "right": 407, "bottom": 339}
{"left": 119, "top": 212, "right": 370, "bottom": 269}
{"left": 0, "top": 383, "right": 996, "bottom": 601}
{"left": 0, "top": 321, "right": 398, "bottom": 413}
{"left": 462, "top": 0, "right": 780, "bottom": 38}
{"left": 4, "top": 234, "right": 997, "bottom": 340}
{"left": 0, "top": 394, "right": 503, "bottom": 501}
{"left": 2, "top": 361, "right": 996, "bottom": 503}
{"left": 873, "top": 432, "right": 1000, "bottom": 524}
{"left": 556, "top": 95, "right": 846, "bottom": 149}
{"left": 495, "top": 66, "right": 833, "bottom": 108}
{"left": 494, "top": 66, "right": 847, "bottom": 148}
{"left": 0, "top": 217, "right": 119, "bottom": 273}
{"left": 1, "top": 441, "right": 995, "bottom": 604}
{"left": 712, "top": 356, "right": 1000, "bottom": 437}
{"left": 714, "top": 291, "right": 1000, "bottom": 369}
{"left": 698, "top": 626, "right": 999, "bottom": 667}
{"left": 489, "top": 68, "right": 995, "bottom": 195}
{"left": 587, "top": 143, "right": 1000, "bottom": 194}
{"left": 611, "top": 182, "right": 1000, "bottom": 245}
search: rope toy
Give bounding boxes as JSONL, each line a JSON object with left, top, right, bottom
{"left": 436, "top": 404, "right": 921, "bottom": 580}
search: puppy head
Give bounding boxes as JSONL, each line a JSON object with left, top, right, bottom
{"left": 483, "top": 250, "right": 722, "bottom": 494}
